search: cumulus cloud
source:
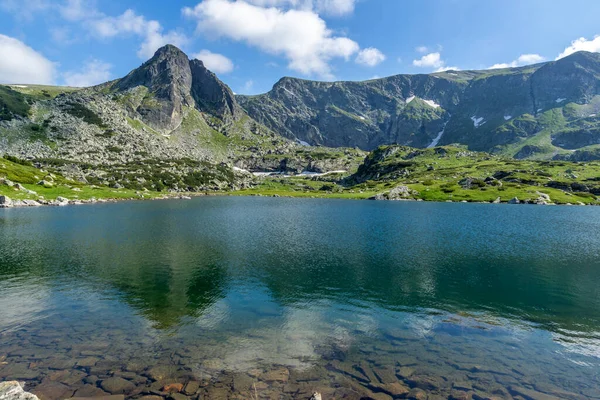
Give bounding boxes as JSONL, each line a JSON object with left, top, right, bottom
{"left": 244, "top": 0, "right": 356, "bottom": 15}
{"left": 556, "top": 35, "right": 600, "bottom": 59}
{"left": 488, "top": 53, "right": 545, "bottom": 69}
{"left": 355, "top": 47, "right": 386, "bottom": 67}
{"left": 88, "top": 9, "right": 188, "bottom": 59}
{"left": 0, "top": 34, "right": 56, "bottom": 84}
{"left": 193, "top": 50, "right": 234, "bottom": 74}
{"left": 413, "top": 52, "right": 444, "bottom": 69}
{"left": 183, "top": 0, "right": 360, "bottom": 78}
{"left": 63, "top": 59, "right": 112, "bottom": 87}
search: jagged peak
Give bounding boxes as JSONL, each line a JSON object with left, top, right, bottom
{"left": 152, "top": 44, "right": 189, "bottom": 60}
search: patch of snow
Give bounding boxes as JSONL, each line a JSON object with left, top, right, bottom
{"left": 405, "top": 96, "right": 416, "bottom": 104}
{"left": 471, "top": 116, "right": 486, "bottom": 128}
{"left": 537, "top": 108, "right": 543, "bottom": 112}
{"left": 556, "top": 98, "right": 566, "bottom": 103}
{"left": 589, "top": 114, "right": 597, "bottom": 117}
{"left": 427, "top": 118, "right": 450, "bottom": 148}
{"left": 233, "top": 167, "right": 250, "bottom": 173}
{"left": 504, "top": 115, "right": 512, "bottom": 121}
{"left": 162, "top": 134, "right": 171, "bottom": 138}
{"left": 10, "top": 85, "right": 27, "bottom": 88}
{"left": 253, "top": 172, "right": 282, "bottom": 177}
{"left": 282, "top": 87, "right": 297, "bottom": 98}
{"left": 300, "top": 170, "right": 347, "bottom": 177}
{"left": 422, "top": 99, "right": 441, "bottom": 109}
{"left": 359, "top": 116, "right": 366, "bottom": 120}
{"left": 296, "top": 140, "right": 310, "bottom": 146}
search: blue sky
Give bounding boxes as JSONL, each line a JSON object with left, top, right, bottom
{"left": 1, "top": 0, "right": 600, "bottom": 95}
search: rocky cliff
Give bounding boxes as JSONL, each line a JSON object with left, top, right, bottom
{"left": 238, "top": 51, "right": 600, "bottom": 160}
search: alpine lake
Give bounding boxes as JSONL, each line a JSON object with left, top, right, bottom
{"left": 1, "top": 197, "right": 600, "bottom": 399}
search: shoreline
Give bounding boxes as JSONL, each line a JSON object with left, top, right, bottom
{"left": 1, "top": 190, "right": 597, "bottom": 209}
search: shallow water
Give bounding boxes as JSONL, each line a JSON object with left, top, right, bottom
{"left": 1, "top": 197, "right": 600, "bottom": 399}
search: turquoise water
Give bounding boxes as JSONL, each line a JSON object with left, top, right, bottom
{"left": 1, "top": 197, "right": 600, "bottom": 399}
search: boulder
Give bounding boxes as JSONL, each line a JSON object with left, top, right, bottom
{"left": 0, "top": 195, "right": 12, "bottom": 207}
{"left": 37, "top": 180, "right": 53, "bottom": 188}
{"left": 100, "top": 377, "right": 136, "bottom": 395}
{"left": 0, "top": 381, "right": 39, "bottom": 400}
{"left": 508, "top": 197, "right": 520, "bottom": 204}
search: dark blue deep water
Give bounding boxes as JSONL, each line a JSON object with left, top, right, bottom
{"left": 1, "top": 197, "right": 600, "bottom": 399}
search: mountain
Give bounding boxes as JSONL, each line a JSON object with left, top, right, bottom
{"left": 0, "top": 45, "right": 362, "bottom": 191}
{"left": 237, "top": 51, "right": 600, "bottom": 160}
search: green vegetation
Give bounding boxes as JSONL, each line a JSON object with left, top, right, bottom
{"left": 235, "top": 145, "right": 600, "bottom": 205}
{"left": 0, "top": 155, "right": 163, "bottom": 201}
{"left": 0, "top": 86, "right": 31, "bottom": 121}
{"left": 63, "top": 102, "right": 106, "bottom": 128}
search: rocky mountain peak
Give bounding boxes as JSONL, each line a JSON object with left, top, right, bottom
{"left": 112, "top": 44, "right": 242, "bottom": 132}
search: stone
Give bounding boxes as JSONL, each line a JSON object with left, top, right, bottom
{"left": 508, "top": 386, "right": 560, "bottom": 400}
{"left": 162, "top": 383, "right": 184, "bottom": 393}
{"left": 100, "top": 377, "right": 136, "bottom": 395}
{"left": 232, "top": 374, "right": 254, "bottom": 392}
{"left": 0, "top": 195, "right": 12, "bottom": 207}
{"left": 31, "top": 382, "right": 74, "bottom": 400}
{"left": 508, "top": 197, "right": 520, "bottom": 204}
{"left": 76, "top": 357, "right": 99, "bottom": 368}
{"left": 36, "top": 181, "right": 53, "bottom": 188}
{"left": 183, "top": 381, "right": 200, "bottom": 396}
{"left": 167, "top": 394, "right": 188, "bottom": 400}
{"left": 309, "top": 393, "right": 322, "bottom": 400}
{"left": 145, "top": 364, "right": 180, "bottom": 381}
{"left": 0, "top": 381, "right": 39, "bottom": 400}
{"left": 70, "top": 396, "right": 124, "bottom": 400}
{"left": 396, "top": 366, "right": 414, "bottom": 378}
{"left": 261, "top": 367, "right": 289, "bottom": 383}
{"left": 72, "top": 385, "right": 109, "bottom": 398}
{"left": 381, "top": 382, "right": 410, "bottom": 397}
{"left": 406, "top": 388, "right": 428, "bottom": 400}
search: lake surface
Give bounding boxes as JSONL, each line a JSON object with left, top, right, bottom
{"left": 1, "top": 197, "right": 600, "bottom": 399}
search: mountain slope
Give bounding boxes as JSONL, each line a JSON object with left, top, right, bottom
{"left": 238, "top": 51, "right": 600, "bottom": 160}
{"left": 0, "top": 45, "right": 363, "bottom": 191}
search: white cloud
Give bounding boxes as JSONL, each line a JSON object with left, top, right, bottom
{"left": 355, "top": 47, "right": 386, "bottom": 67}
{"left": 183, "top": 0, "right": 360, "bottom": 79}
{"left": 556, "top": 35, "right": 600, "bottom": 59}
{"left": 244, "top": 0, "right": 356, "bottom": 15}
{"left": 241, "top": 80, "right": 255, "bottom": 93}
{"left": 63, "top": 59, "right": 112, "bottom": 87}
{"left": 0, "top": 0, "right": 52, "bottom": 20}
{"left": 488, "top": 53, "right": 545, "bottom": 69}
{"left": 415, "top": 46, "right": 428, "bottom": 54}
{"left": 59, "top": 0, "right": 100, "bottom": 21}
{"left": 435, "top": 65, "right": 460, "bottom": 72}
{"left": 89, "top": 9, "right": 188, "bottom": 59}
{"left": 413, "top": 52, "right": 444, "bottom": 69}
{"left": 0, "top": 34, "right": 56, "bottom": 84}
{"left": 193, "top": 50, "right": 234, "bottom": 74}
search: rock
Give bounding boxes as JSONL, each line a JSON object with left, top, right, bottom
{"left": 381, "top": 382, "right": 410, "bottom": 397}
{"left": 406, "top": 388, "right": 428, "bottom": 400}
{"left": 0, "top": 381, "right": 39, "bottom": 400}
{"left": 262, "top": 367, "right": 290, "bottom": 383}
{"left": 21, "top": 200, "right": 41, "bottom": 207}
{"left": 100, "top": 377, "right": 136, "bottom": 395}
{"left": 167, "top": 394, "right": 188, "bottom": 400}
{"left": 36, "top": 181, "right": 53, "bottom": 188}
{"left": 508, "top": 197, "right": 520, "bottom": 204}
{"left": 0, "top": 195, "right": 13, "bottom": 207}
{"left": 232, "top": 374, "right": 254, "bottom": 392}
{"left": 183, "top": 381, "right": 200, "bottom": 396}
{"left": 492, "top": 197, "right": 501, "bottom": 204}
{"left": 309, "top": 393, "right": 322, "bottom": 400}
{"left": 31, "top": 382, "right": 73, "bottom": 400}
{"left": 162, "top": 383, "right": 183, "bottom": 393}
{"left": 508, "top": 386, "right": 561, "bottom": 400}
{"left": 70, "top": 396, "right": 124, "bottom": 400}
{"left": 0, "top": 178, "right": 15, "bottom": 187}
{"left": 72, "top": 385, "right": 108, "bottom": 398}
